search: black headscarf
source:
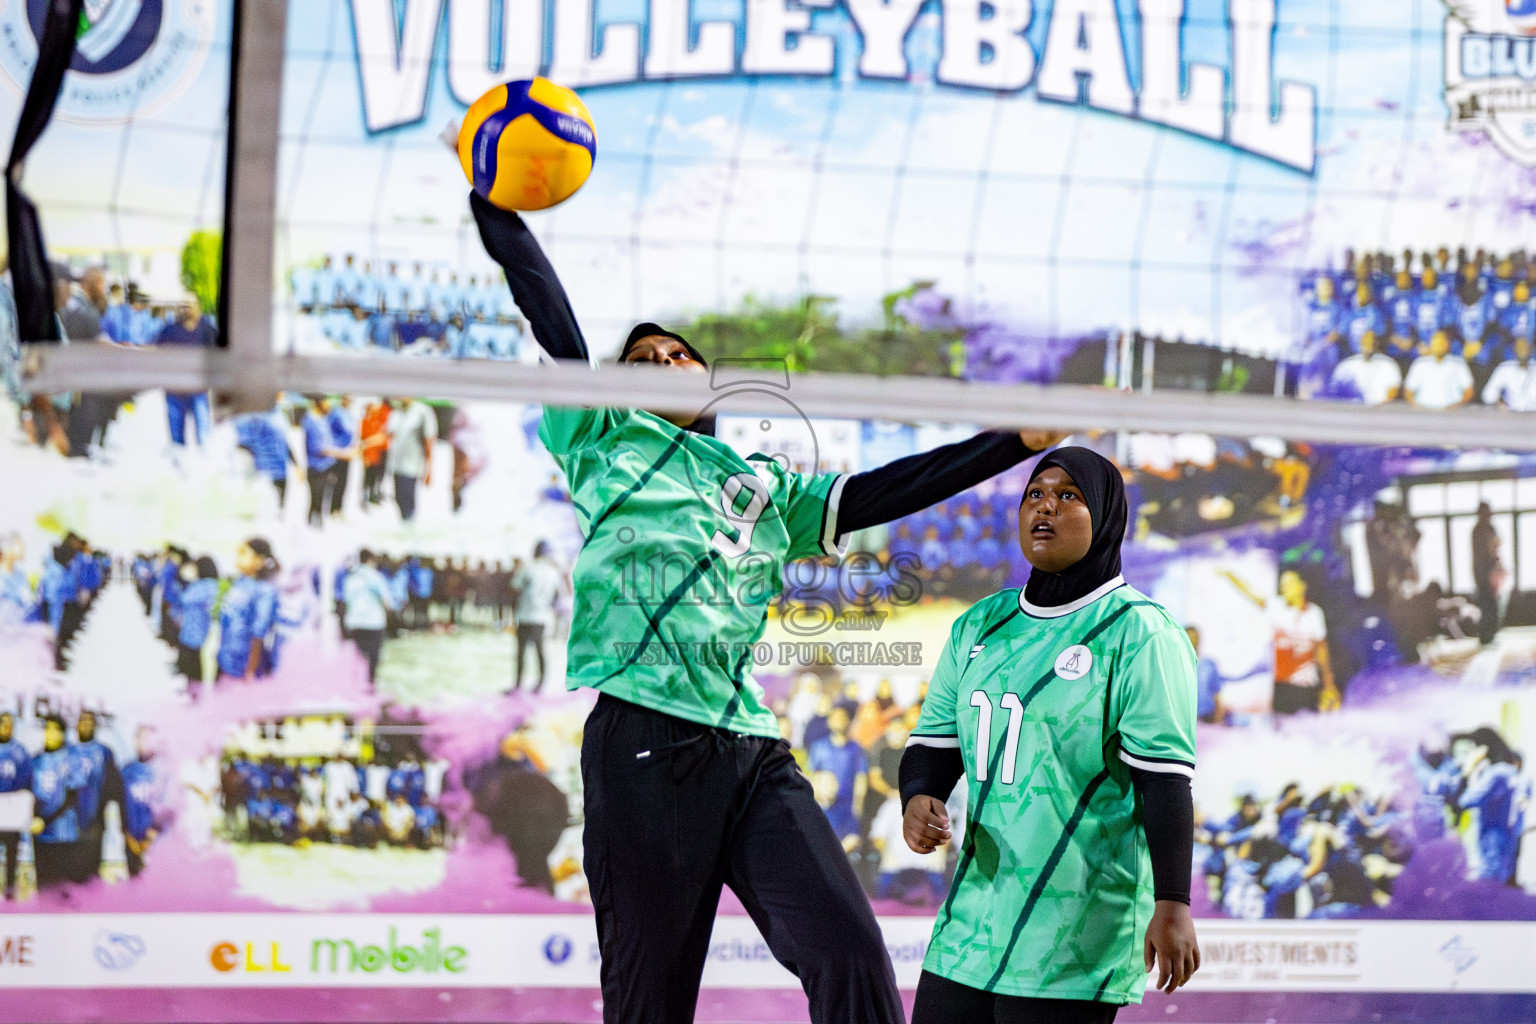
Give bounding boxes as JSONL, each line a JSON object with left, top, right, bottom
{"left": 1022, "top": 446, "right": 1128, "bottom": 608}
{"left": 618, "top": 322, "right": 708, "bottom": 367}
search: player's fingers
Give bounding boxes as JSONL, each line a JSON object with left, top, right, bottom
{"left": 1192, "top": 942, "right": 1202, "bottom": 974}
{"left": 1144, "top": 934, "right": 1155, "bottom": 973}
{"left": 1156, "top": 950, "right": 1173, "bottom": 993}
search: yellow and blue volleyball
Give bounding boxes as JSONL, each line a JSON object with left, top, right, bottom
{"left": 458, "top": 78, "right": 596, "bottom": 212}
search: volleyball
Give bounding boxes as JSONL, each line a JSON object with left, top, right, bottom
{"left": 457, "top": 78, "right": 596, "bottom": 212}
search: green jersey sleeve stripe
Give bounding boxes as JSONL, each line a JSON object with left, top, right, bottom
{"left": 936, "top": 599, "right": 1141, "bottom": 936}
{"left": 819, "top": 474, "right": 850, "bottom": 557}
{"left": 585, "top": 432, "right": 686, "bottom": 538}
{"left": 1118, "top": 749, "right": 1195, "bottom": 777}
{"left": 906, "top": 734, "right": 960, "bottom": 748}
{"left": 983, "top": 767, "right": 1114, "bottom": 992}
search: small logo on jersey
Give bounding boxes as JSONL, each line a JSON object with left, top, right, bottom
{"left": 1054, "top": 645, "right": 1092, "bottom": 680}
{"left": 969, "top": 644, "right": 986, "bottom": 659}
{"left": 1444, "top": 0, "right": 1536, "bottom": 166}
{"left": 0, "top": 0, "right": 218, "bottom": 123}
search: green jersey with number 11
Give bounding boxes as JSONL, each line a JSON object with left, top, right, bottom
{"left": 909, "top": 577, "right": 1197, "bottom": 1003}
{"left": 541, "top": 404, "right": 847, "bottom": 738}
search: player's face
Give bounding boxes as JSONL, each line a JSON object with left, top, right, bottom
{"left": 1517, "top": 338, "right": 1533, "bottom": 362}
{"left": 1429, "top": 332, "right": 1450, "bottom": 358}
{"left": 1019, "top": 467, "right": 1094, "bottom": 573}
{"left": 0, "top": 715, "right": 11, "bottom": 743}
{"left": 44, "top": 721, "right": 63, "bottom": 751}
{"left": 1516, "top": 283, "right": 1531, "bottom": 303}
{"left": 1360, "top": 332, "right": 1378, "bottom": 355}
{"left": 78, "top": 713, "right": 96, "bottom": 742}
{"left": 1422, "top": 269, "right": 1438, "bottom": 290}
{"left": 623, "top": 335, "right": 706, "bottom": 373}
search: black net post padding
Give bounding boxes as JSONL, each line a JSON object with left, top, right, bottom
{"left": 5, "top": 0, "right": 85, "bottom": 343}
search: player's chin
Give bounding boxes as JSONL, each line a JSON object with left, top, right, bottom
{"left": 649, "top": 409, "right": 699, "bottom": 428}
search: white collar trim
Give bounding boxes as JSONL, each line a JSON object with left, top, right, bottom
{"left": 1018, "top": 576, "right": 1126, "bottom": 618}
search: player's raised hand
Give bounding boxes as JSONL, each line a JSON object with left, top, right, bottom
{"left": 1144, "top": 900, "right": 1200, "bottom": 994}
{"left": 1018, "top": 430, "right": 1070, "bottom": 452}
{"left": 902, "top": 795, "right": 952, "bottom": 855}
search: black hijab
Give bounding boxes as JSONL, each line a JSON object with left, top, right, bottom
{"left": 1022, "top": 446, "right": 1128, "bottom": 608}
{"left": 618, "top": 322, "right": 708, "bottom": 367}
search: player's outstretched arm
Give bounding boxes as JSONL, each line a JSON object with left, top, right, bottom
{"left": 469, "top": 191, "right": 590, "bottom": 364}
{"left": 836, "top": 430, "right": 1068, "bottom": 534}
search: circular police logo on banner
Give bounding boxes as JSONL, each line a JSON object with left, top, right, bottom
{"left": 0, "top": 0, "right": 217, "bottom": 122}
{"left": 1053, "top": 645, "right": 1092, "bottom": 681}
{"left": 542, "top": 934, "right": 574, "bottom": 965}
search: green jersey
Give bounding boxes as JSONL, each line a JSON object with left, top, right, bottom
{"left": 909, "top": 577, "right": 1197, "bottom": 1003}
{"left": 541, "top": 405, "right": 847, "bottom": 738}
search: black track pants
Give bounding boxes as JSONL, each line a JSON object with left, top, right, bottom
{"left": 581, "top": 693, "right": 904, "bottom": 1024}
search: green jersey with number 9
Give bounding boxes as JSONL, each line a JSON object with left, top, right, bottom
{"left": 908, "top": 577, "right": 1197, "bottom": 1003}
{"left": 541, "top": 404, "right": 848, "bottom": 738}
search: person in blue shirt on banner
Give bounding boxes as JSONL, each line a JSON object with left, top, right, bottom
{"left": 1494, "top": 280, "right": 1535, "bottom": 366}
{"left": 1341, "top": 282, "right": 1383, "bottom": 355}
{"left": 388, "top": 754, "right": 427, "bottom": 808}
{"left": 154, "top": 296, "right": 217, "bottom": 449}
{"left": 444, "top": 312, "right": 477, "bottom": 360}
{"left": 302, "top": 396, "right": 344, "bottom": 528}
{"left": 176, "top": 556, "right": 220, "bottom": 697}
{"left": 334, "top": 254, "right": 363, "bottom": 308}
{"left": 1453, "top": 264, "right": 1492, "bottom": 358}
{"left": 120, "top": 727, "right": 166, "bottom": 877}
{"left": 1454, "top": 729, "right": 1523, "bottom": 885}
{"left": 130, "top": 552, "right": 155, "bottom": 616}
{"left": 1410, "top": 267, "right": 1451, "bottom": 360}
{"left": 1385, "top": 270, "right": 1419, "bottom": 359}
{"left": 407, "top": 556, "right": 434, "bottom": 630}
{"left": 342, "top": 549, "right": 397, "bottom": 683}
{"left": 327, "top": 396, "right": 358, "bottom": 521}
{"left": 1297, "top": 276, "right": 1342, "bottom": 395}
{"left": 152, "top": 546, "right": 186, "bottom": 643}
{"left": 235, "top": 409, "right": 295, "bottom": 509}
{"left": 808, "top": 706, "right": 866, "bottom": 853}
{"left": 102, "top": 283, "right": 155, "bottom": 345}
{"left": 72, "top": 710, "right": 121, "bottom": 878}
{"left": 217, "top": 539, "right": 281, "bottom": 683}
{"left": 39, "top": 542, "right": 80, "bottom": 671}
{"left": 0, "top": 535, "right": 37, "bottom": 630}
{"left": 1487, "top": 258, "right": 1518, "bottom": 318}
{"left": 379, "top": 261, "right": 407, "bottom": 314}
{"left": 30, "top": 715, "right": 85, "bottom": 886}
{"left": 0, "top": 711, "right": 32, "bottom": 901}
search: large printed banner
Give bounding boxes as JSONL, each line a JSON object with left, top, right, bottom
{"left": 3, "top": 0, "right": 1536, "bottom": 1021}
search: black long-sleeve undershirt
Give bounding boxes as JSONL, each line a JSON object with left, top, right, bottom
{"left": 838, "top": 432, "right": 1029, "bottom": 534}
{"left": 471, "top": 192, "right": 590, "bottom": 363}
{"left": 898, "top": 743, "right": 1193, "bottom": 905}
{"left": 472, "top": 192, "right": 1045, "bottom": 525}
